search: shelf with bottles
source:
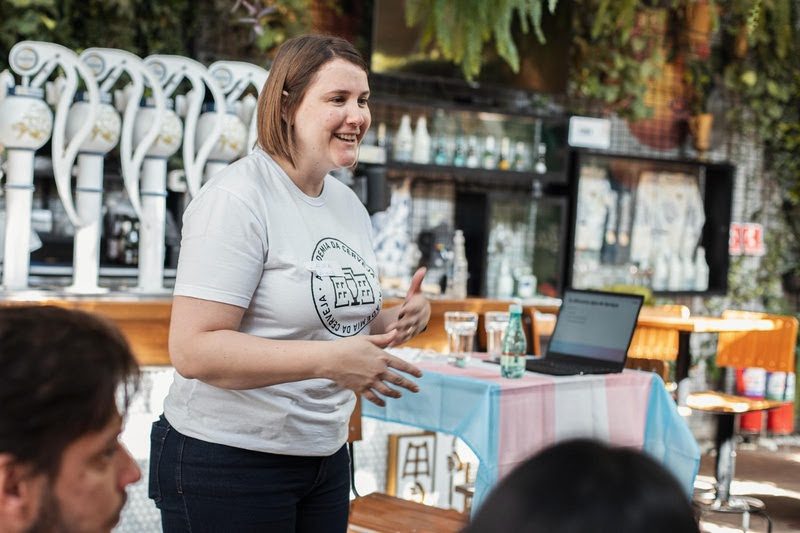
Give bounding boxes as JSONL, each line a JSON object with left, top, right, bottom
{"left": 565, "top": 151, "right": 734, "bottom": 295}
{"left": 381, "top": 161, "right": 563, "bottom": 189}
{"left": 362, "top": 99, "right": 569, "bottom": 186}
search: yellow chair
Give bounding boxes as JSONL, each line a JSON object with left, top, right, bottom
{"left": 687, "top": 310, "right": 798, "bottom": 532}
{"left": 625, "top": 304, "right": 690, "bottom": 384}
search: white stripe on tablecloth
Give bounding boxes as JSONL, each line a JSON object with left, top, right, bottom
{"left": 553, "top": 376, "right": 610, "bottom": 442}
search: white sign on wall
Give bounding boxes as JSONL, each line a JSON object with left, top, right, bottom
{"left": 568, "top": 116, "right": 612, "bottom": 150}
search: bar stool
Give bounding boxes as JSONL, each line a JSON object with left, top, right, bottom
{"left": 687, "top": 310, "right": 798, "bottom": 533}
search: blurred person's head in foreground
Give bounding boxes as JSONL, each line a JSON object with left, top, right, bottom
{"left": 0, "top": 306, "right": 141, "bottom": 533}
{"left": 464, "top": 438, "right": 699, "bottom": 533}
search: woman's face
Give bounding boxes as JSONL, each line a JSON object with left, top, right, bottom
{"left": 290, "top": 58, "right": 371, "bottom": 174}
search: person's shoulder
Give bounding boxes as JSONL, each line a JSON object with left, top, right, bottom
{"left": 199, "top": 150, "right": 279, "bottom": 199}
{"left": 325, "top": 172, "right": 364, "bottom": 205}
{"left": 209, "top": 150, "right": 273, "bottom": 186}
{"left": 183, "top": 152, "right": 273, "bottom": 217}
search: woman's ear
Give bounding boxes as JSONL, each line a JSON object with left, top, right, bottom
{"left": 281, "top": 91, "right": 291, "bottom": 125}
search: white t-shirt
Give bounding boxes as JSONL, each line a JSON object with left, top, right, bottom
{"left": 164, "top": 149, "right": 382, "bottom": 456}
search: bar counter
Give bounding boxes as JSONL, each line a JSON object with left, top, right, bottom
{"left": 0, "top": 290, "right": 173, "bottom": 365}
{"left": 0, "top": 292, "right": 560, "bottom": 365}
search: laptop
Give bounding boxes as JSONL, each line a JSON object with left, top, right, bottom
{"left": 525, "top": 289, "right": 643, "bottom": 376}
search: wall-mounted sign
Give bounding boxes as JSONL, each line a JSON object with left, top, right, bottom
{"left": 568, "top": 116, "right": 611, "bottom": 150}
{"left": 729, "top": 222, "right": 765, "bottom": 256}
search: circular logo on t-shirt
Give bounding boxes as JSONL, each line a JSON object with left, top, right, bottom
{"left": 310, "top": 237, "right": 381, "bottom": 337}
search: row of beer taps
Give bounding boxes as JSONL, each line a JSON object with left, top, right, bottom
{"left": 0, "top": 41, "right": 268, "bottom": 294}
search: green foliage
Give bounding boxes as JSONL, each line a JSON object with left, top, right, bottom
{"left": 0, "top": 0, "right": 197, "bottom": 71}
{"left": 718, "top": 0, "right": 800, "bottom": 286}
{"left": 684, "top": 57, "right": 714, "bottom": 114}
{"left": 569, "top": 0, "right": 666, "bottom": 120}
{"left": 720, "top": 0, "right": 797, "bottom": 141}
{"left": 231, "top": 0, "right": 311, "bottom": 53}
{"left": 404, "top": 0, "right": 558, "bottom": 81}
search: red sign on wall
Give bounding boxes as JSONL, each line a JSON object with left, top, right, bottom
{"left": 729, "top": 223, "right": 765, "bottom": 256}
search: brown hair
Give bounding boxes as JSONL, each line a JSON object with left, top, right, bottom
{"left": 0, "top": 306, "right": 140, "bottom": 475}
{"left": 257, "top": 34, "right": 368, "bottom": 167}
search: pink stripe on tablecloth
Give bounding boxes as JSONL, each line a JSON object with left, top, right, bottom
{"left": 603, "top": 370, "right": 653, "bottom": 449}
{"left": 495, "top": 370, "right": 654, "bottom": 479}
{"left": 496, "top": 373, "right": 557, "bottom": 479}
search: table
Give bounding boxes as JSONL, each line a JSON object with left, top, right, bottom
{"left": 363, "top": 357, "right": 700, "bottom": 514}
{"left": 635, "top": 315, "right": 776, "bottom": 401}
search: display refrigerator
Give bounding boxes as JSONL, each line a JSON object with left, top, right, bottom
{"left": 565, "top": 151, "right": 734, "bottom": 295}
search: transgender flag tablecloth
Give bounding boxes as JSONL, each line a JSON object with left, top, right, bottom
{"left": 363, "top": 356, "right": 700, "bottom": 515}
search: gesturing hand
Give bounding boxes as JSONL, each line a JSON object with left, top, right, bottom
{"left": 388, "top": 267, "right": 431, "bottom": 346}
{"left": 330, "top": 330, "right": 423, "bottom": 407}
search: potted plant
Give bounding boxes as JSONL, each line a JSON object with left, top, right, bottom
{"left": 569, "top": 0, "right": 667, "bottom": 120}
{"left": 684, "top": 57, "right": 715, "bottom": 152}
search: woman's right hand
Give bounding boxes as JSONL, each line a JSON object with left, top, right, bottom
{"left": 328, "top": 331, "right": 423, "bottom": 406}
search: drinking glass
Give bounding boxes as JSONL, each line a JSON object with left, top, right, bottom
{"left": 444, "top": 311, "right": 478, "bottom": 367}
{"left": 485, "top": 311, "right": 510, "bottom": 359}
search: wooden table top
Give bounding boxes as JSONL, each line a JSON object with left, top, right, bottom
{"left": 635, "top": 315, "right": 776, "bottom": 333}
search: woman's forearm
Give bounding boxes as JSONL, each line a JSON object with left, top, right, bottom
{"left": 170, "top": 329, "right": 335, "bottom": 389}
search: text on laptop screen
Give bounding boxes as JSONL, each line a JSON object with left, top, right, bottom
{"left": 547, "top": 291, "right": 641, "bottom": 363}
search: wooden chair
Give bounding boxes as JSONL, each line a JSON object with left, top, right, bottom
{"left": 687, "top": 310, "right": 798, "bottom": 533}
{"left": 348, "top": 492, "right": 467, "bottom": 532}
{"left": 529, "top": 310, "right": 556, "bottom": 356}
{"left": 347, "top": 396, "right": 468, "bottom": 533}
{"left": 624, "top": 304, "right": 690, "bottom": 384}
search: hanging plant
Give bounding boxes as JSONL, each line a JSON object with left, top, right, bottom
{"left": 404, "top": 0, "right": 559, "bottom": 81}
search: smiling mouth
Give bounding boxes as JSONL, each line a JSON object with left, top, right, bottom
{"left": 333, "top": 133, "right": 358, "bottom": 143}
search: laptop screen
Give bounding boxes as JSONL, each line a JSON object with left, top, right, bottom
{"left": 547, "top": 290, "right": 643, "bottom": 363}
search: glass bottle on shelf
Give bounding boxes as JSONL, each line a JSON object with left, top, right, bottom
{"left": 482, "top": 135, "right": 497, "bottom": 169}
{"left": 433, "top": 137, "right": 449, "bottom": 165}
{"left": 452, "top": 135, "right": 466, "bottom": 167}
{"left": 393, "top": 114, "right": 413, "bottom": 162}
{"left": 513, "top": 141, "right": 529, "bottom": 171}
{"left": 465, "top": 135, "right": 480, "bottom": 168}
{"left": 448, "top": 229, "right": 469, "bottom": 299}
{"left": 376, "top": 122, "right": 388, "bottom": 148}
{"left": 412, "top": 115, "right": 431, "bottom": 164}
{"left": 500, "top": 303, "right": 527, "bottom": 379}
{"left": 534, "top": 142, "right": 547, "bottom": 174}
{"left": 498, "top": 136, "right": 512, "bottom": 170}
{"left": 496, "top": 258, "right": 514, "bottom": 298}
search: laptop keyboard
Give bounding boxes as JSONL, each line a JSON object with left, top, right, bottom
{"left": 525, "top": 359, "right": 618, "bottom": 376}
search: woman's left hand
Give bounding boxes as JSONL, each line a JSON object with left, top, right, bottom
{"left": 388, "top": 267, "right": 431, "bottom": 346}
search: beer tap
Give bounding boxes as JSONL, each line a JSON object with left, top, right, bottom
{"left": 0, "top": 41, "right": 98, "bottom": 290}
{"left": 64, "top": 48, "right": 165, "bottom": 293}
{"left": 135, "top": 55, "right": 225, "bottom": 293}
{"left": 204, "top": 60, "right": 269, "bottom": 176}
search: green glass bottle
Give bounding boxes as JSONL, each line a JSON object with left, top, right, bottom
{"left": 500, "top": 304, "right": 527, "bottom": 378}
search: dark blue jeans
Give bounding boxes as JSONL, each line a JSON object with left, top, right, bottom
{"left": 148, "top": 415, "right": 350, "bottom": 533}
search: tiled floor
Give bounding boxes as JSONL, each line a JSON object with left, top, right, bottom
{"left": 696, "top": 438, "right": 800, "bottom": 533}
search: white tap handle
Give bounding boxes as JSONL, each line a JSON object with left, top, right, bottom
{"left": 0, "top": 70, "right": 13, "bottom": 97}
{"left": 208, "top": 61, "right": 269, "bottom": 153}
{"left": 80, "top": 48, "right": 165, "bottom": 222}
{"left": 145, "top": 55, "right": 226, "bottom": 197}
{"left": 10, "top": 41, "right": 99, "bottom": 228}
